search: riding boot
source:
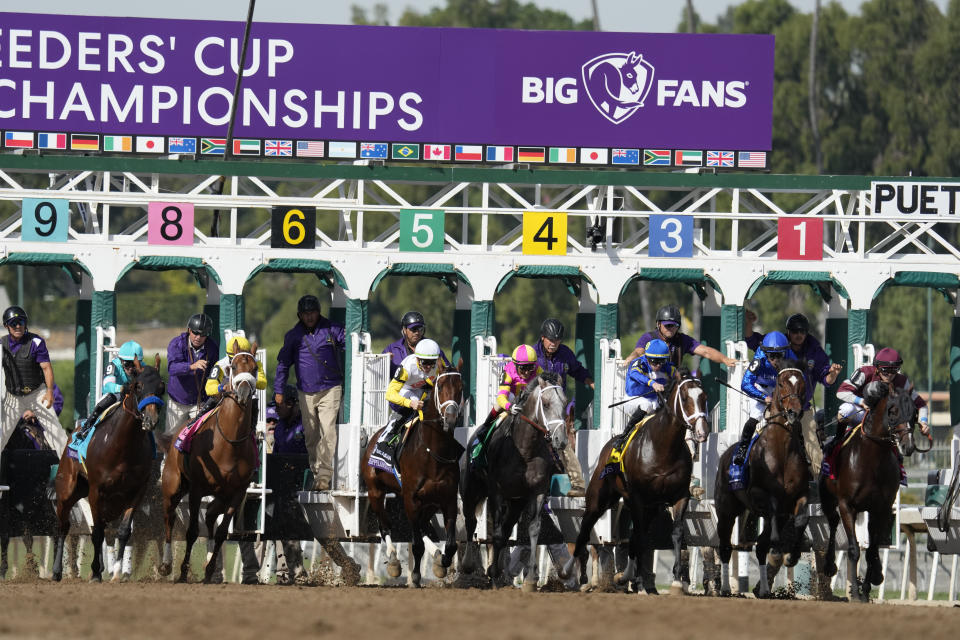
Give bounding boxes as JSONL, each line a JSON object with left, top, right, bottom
{"left": 469, "top": 409, "right": 501, "bottom": 466}
{"left": 76, "top": 393, "right": 118, "bottom": 440}
{"left": 615, "top": 409, "right": 646, "bottom": 451}
{"left": 732, "top": 417, "right": 759, "bottom": 465}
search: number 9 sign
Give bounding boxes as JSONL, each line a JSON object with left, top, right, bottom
{"left": 148, "top": 202, "right": 194, "bottom": 245}
{"left": 271, "top": 207, "right": 316, "bottom": 249}
{"left": 22, "top": 198, "right": 69, "bottom": 242}
{"left": 649, "top": 214, "right": 693, "bottom": 258}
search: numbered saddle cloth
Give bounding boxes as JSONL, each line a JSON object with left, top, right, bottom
{"left": 66, "top": 403, "right": 121, "bottom": 467}
{"left": 174, "top": 407, "right": 217, "bottom": 454}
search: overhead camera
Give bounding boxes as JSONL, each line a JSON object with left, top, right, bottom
{"left": 587, "top": 196, "right": 624, "bottom": 251}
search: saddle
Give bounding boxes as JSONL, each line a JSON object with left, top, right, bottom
{"left": 66, "top": 403, "right": 121, "bottom": 469}
{"left": 606, "top": 414, "right": 654, "bottom": 469}
{"left": 174, "top": 407, "right": 218, "bottom": 454}
{"left": 367, "top": 413, "right": 420, "bottom": 485}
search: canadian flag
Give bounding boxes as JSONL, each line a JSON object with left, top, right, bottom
{"left": 423, "top": 144, "right": 451, "bottom": 161}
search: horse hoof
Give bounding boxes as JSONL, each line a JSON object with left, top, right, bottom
{"left": 644, "top": 587, "right": 659, "bottom": 596}
{"left": 579, "top": 583, "right": 592, "bottom": 593}
{"left": 823, "top": 561, "right": 838, "bottom": 578}
{"left": 785, "top": 552, "right": 800, "bottom": 568}
{"left": 386, "top": 561, "right": 402, "bottom": 579}
{"left": 158, "top": 563, "right": 171, "bottom": 577}
{"left": 52, "top": 572, "right": 62, "bottom": 582}
{"left": 613, "top": 571, "right": 626, "bottom": 585}
{"left": 433, "top": 563, "right": 447, "bottom": 579}
{"left": 521, "top": 581, "right": 537, "bottom": 593}
{"left": 410, "top": 574, "right": 422, "bottom": 588}
{"left": 669, "top": 581, "right": 685, "bottom": 596}
{"left": 90, "top": 575, "right": 102, "bottom": 584}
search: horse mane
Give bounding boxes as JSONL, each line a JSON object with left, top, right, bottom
{"left": 136, "top": 365, "right": 162, "bottom": 388}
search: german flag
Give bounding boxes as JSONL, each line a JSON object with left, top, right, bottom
{"left": 517, "top": 146, "right": 545, "bottom": 163}
{"left": 70, "top": 134, "right": 99, "bottom": 151}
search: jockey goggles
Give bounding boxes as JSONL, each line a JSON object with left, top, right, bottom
{"left": 517, "top": 363, "right": 536, "bottom": 375}
{"left": 647, "top": 357, "right": 667, "bottom": 367}
{"left": 878, "top": 365, "right": 900, "bottom": 375}
{"left": 766, "top": 350, "right": 785, "bottom": 360}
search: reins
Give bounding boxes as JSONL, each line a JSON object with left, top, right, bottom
{"left": 764, "top": 367, "right": 805, "bottom": 429}
{"left": 214, "top": 351, "right": 258, "bottom": 446}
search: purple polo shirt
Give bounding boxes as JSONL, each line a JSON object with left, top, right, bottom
{"left": 534, "top": 339, "right": 591, "bottom": 391}
{"left": 635, "top": 330, "right": 700, "bottom": 368}
{"left": 5, "top": 332, "right": 50, "bottom": 362}
{"left": 52, "top": 383, "right": 64, "bottom": 416}
{"left": 275, "top": 317, "right": 346, "bottom": 394}
{"left": 166, "top": 332, "right": 219, "bottom": 405}
{"left": 382, "top": 338, "right": 449, "bottom": 378}
{"left": 745, "top": 331, "right": 832, "bottom": 408}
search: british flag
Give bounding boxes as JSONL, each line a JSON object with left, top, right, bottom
{"left": 706, "top": 151, "right": 734, "bottom": 167}
{"left": 265, "top": 139, "right": 293, "bottom": 156}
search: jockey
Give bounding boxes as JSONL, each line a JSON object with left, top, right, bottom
{"left": 380, "top": 338, "right": 441, "bottom": 462}
{"left": 74, "top": 340, "right": 143, "bottom": 441}
{"left": 203, "top": 335, "right": 267, "bottom": 410}
{"left": 824, "top": 347, "right": 929, "bottom": 484}
{"left": 468, "top": 344, "right": 542, "bottom": 466}
{"left": 611, "top": 339, "right": 674, "bottom": 451}
{"left": 732, "top": 331, "right": 790, "bottom": 466}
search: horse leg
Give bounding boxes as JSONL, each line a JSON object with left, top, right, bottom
{"left": 615, "top": 494, "right": 643, "bottom": 589}
{"left": 670, "top": 496, "right": 690, "bottom": 594}
{"left": 439, "top": 497, "right": 458, "bottom": 576}
{"left": 178, "top": 490, "right": 202, "bottom": 583}
{"left": 203, "top": 496, "right": 230, "bottom": 584}
{"left": 0, "top": 532, "right": 8, "bottom": 580}
{"left": 753, "top": 516, "right": 773, "bottom": 598}
{"left": 409, "top": 517, "right": 426, "bottom": 589}
{"left": 488, "top": 497, "right": 521, "bottom": 587}
{"left": 786, "top": 497, "right": 811, "bottom": 568}
{"left": 822, "top": 490, "right": 840, "bottom": 579}
{"left": 637, "top": 506, "right": 661, "bottom": 595}
{"left": 459, "top": 465, "right": 485, "bottom": 575}
{"left": 89, "top": 520, "right": 105, "bottom": 583}
{"left": 864, "top": 509, "right": 889, "bottom": 597}
{"left": 52, "top": 463, "right": 84, "bottom": 582}
{"left": 111, "top": 507, "right": 136, "bottom": 582}
{"left": 838, "top": 500, "right": 861, "bottom": 602}
{"left": 367, "top": 483, "right": 401, "bottom": 579}
{"left": 518, "top": 493, "right": 545, "bottom": 593}
{"left": 561, "top": 475, "right": 616, "bottom": 584}
{"left": 159, "top": 470, "right": 188, "bottom": 578}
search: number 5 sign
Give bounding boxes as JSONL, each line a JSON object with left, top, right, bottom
{"left": 777, "top": 218, "right": 823, "bottom": 260}
{"left": 399, "top": 209, "right": 445, "bottom": 252}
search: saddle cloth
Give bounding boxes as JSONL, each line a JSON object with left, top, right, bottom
{"left": 728, "top": 433, "right": 762, "bottom": 491}
{"left": 606, "top": 413, "right": 655, "bottom": 469}
{"left": 66, "top": 403, "right": 157, "bottom": 470}
{"left": 367, "top": 415, "right": 420, "bottom": 485}
{"left": 174, "top": 407, "right": 218, "bottom": 454}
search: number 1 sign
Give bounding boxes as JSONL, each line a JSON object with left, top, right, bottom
{"left": 777, "top": 218, "right": 823, "bottom": 260}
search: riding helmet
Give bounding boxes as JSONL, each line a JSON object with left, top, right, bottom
{"left": 875, "top": 347, "right": 903, "bottom": 368}
{"left": 297, "top": 294, "right": 321, "bottom": 314}
{"left": 512, "top": 344, "right": 537, "bottom": 365}
{"left": 414, "top": 338, "right": 440, "bottom": 359}
{"left": 226, "top": 335, "right": 251, "bottom": 355}
{"left": 2, "top": 305, "right": 27, "bottom": 327}
{"left": 656, "top": 305, "right": 682, "bottom": 325}
{"left": 785, "top": 313, "right": 810, "bottom": 334}
{"left": 401, "top": 310, "right": 425, "bottom": 329}
{"left": 117, "top": 340, "right": 144, "bottom": 362}
{"left": 187, "top": 313, "right": 213, "bottom": 337}
{"left": 540, "top": 318, "right": 565, "bottom": 341}
{"left": 761, "top": 331, "right": 789, "bottom": 353}
{"left": 644, "top": 339, "right": 670, "bottom": 360}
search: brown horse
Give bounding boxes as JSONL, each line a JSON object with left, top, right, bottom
{"left": 460, "top": 373, "right": 568, "bottom": 591}
{"left": 820, "top": 380, "right": 915, "bottom": 601}
{"left": 560, "top": 369, "right": 710, "bottom": 593}
{"left": 52, "top": 358, "right": 166, "bottom": 582}
{"left": 361, "top": 359, "right": 464, "bottom": 587}
{"left": 159, "top": 343, "right": 258, "bottom": 583}
{"left": 715, "top": 361, "right": 810, "bottom": 597}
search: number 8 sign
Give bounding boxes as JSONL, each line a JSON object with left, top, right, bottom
{"left": 649, "top": 214, "right": 693, "bottom": 258}
{"left": 777, "top": 218, "right": 823, "bottom": 260}
{"left": 148, "top": 202, "right": 194, "bottom": 245}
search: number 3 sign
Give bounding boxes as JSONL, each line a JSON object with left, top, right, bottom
{"left": 148, "top": 202, "right": 195, "bottom": 245}
{"left": 777, "top": 218, "right": 823, "bottom": 260}
{"left": 649, "top": 215, "right": 693, "bottom": 258}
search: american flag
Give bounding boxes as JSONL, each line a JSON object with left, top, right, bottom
{"left": 265, "top": 139, "right": 293, "bottom": 156}
{"left": 706, "top": 151, "right": 734, "bottom": 167}
{"left": 296, "top": 141, "right": 324, "bottom": 157}
{"left": 738, "top": 151, "right": 767, "bottom": 168}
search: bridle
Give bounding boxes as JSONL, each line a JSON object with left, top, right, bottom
{"left": 417, "top": 370, "right": 464, "bottom": 464}
{"left": 672, "top": 377, "right": 709, "bottom": 431}
{"left": 765, "top": 366, "right": 805, "bottom": 430}
{"left": 516, "top": 381, "right": 566, "bottom": 446}
{"left": 120, "top": 371, "right": 165, "bottom": 429}
{"left": 216, "top": 351, "right": 258, "bottom": 444}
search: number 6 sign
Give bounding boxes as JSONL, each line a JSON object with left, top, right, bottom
{"left": 777, "top": 218, "right": 823, "bottom": 260}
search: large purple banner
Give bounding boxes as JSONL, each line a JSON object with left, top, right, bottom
{"left": 0, "top": 13, "right": 774, "bottom": 150}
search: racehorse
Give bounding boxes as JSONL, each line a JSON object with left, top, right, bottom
{"left": 821, "top": 380, "right": 916, "bottom": 601}
{"left": 360, "top": 359, "right": 464, "bottom": 587}
{"left": 715, "top": 361, "right": 810, "bottom": 597}
{"left": 1, "top": 417, "right": 55, "bottom": 579}
{"left": 52, "top": 359, "right": 166, "bottom": 582}
{"left": 461, "top": 372, "right": 568, "bottom": 591}
{"left": 159, "top": 342, "right": 259, "bottom": 583}
{"left": 560, "top": 369, "right": 710, "bottom": 593}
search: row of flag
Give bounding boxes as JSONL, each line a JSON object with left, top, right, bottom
{"left": 2, "top": 131, "right": 768, "bottom": 169}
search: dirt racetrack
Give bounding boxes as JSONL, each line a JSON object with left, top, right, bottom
{"left": 0, "top": 581, "right": 957, "bottom": 640}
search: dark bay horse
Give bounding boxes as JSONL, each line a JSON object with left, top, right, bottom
{"left": 561, "top": 370, "right": 710, "bottom": 593}
{"left": 461, "top": 373, "right": 568, "bottom": 591}
{"left": 821, "top": 380, "right": 915, "bottom": 601}
{"left": 52, "top": 359, "right": 166, "bottom": 582}
{"left": 715, "top": 362, "right": 810, "bottom": 597}
{"left": 361, "top": 359, "right": 464, "bottom": 587}
{"left": 160, "top": 343, "right": 259, "bottom": 583}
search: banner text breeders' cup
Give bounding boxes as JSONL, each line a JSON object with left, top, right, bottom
{"left": 0, "top": 13, "right": 773, "bottom": 150}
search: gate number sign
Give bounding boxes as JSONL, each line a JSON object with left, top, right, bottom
{"left": 522, "top": 211, "right": 567, "bottom": 255}
{"left": 147, "top": 202, "right": 194, "bottom": 245}
{"left": 21, "top": 198, "right": 69, "bottom": 242}
{"left": 271, "top": 206, "right": 317, "bottom": 249}
{"left": 399, "top": 209, "right": 445, "bottom": 252}
{"left": 649, "top": 215, "right": 694, "bottom": 258}
{"left": 777, "top": 218, "right": 823, "bottom": 260}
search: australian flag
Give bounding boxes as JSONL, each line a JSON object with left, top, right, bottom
{"left": 360, "top": 143, "right": 388, "bottom": 159}
{"left": 611, "top": 148, "right": 640, "bottom": 165}
{"left": 168, "top": 137, "right": 197, "bottom": 153}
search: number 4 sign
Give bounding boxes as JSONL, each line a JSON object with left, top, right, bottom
{"left": 522, "top": 211, "right": 567, "bottom": 255}
{"left": 777, "top": 218, "right": 823, "bottom": 260}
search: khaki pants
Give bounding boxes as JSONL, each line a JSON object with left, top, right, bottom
{"left": 164, "top": 398, "right": 199, "bottom": 438}
{"left": 2, "top": 386, "right": 68, "bottom": 454}
{"left": 801, "top": 410, "right": 822, "bottom": 477}
{"left": 299, "top": 386, "right": 342, "bottom": 485}
{"left": 561, "top": 443, "right": 585, "bottom": 491}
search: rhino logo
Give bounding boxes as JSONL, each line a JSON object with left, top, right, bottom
{"left": 581, "top": 51, "right": 655, "bottom": 125}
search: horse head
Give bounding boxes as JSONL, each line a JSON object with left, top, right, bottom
{"left": 863, "top": 380, "right": 917, "bottom": 453}
{"left": 671, "top": 368, "right": 710, "bottom": 443}
{"left": 434, "top": 359, "right": 464, "bottom": 432}
{"left": 517, "top": 373, "right": 568, "bottom": 452}
{"left": 131, "top": 358, "right": 166, "bottom": 431}
{"left": 226, "top": 342, "right": 259, "bottom": 408}
{"left": 773, "top": 360, "right": 806, "bottom": 426}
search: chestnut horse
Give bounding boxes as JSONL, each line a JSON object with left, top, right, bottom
{"left": 715, "top": 361, "right": 810, "bottom": 597}
{"left": 52, "top": 358, "right": 166, "bottom": 581}
{"left": 561, "top": 369, "right": 710, "bottom": 593}
{"left": 821, "top": 380, "right": 915, "bottom": 601}
{"left": 159, "top": 343, "right": 259, "bottom": 583}
{"left": 361, "top": 359, "right": 464, "bottom": 587}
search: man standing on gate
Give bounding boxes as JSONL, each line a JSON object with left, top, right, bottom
{"left": 1, "top": 306, "right": 67, "bottom": 453}
{"left": 165, "top": 313, "right": 219, "bottom": 438}
{"left": 624, "top": 305, "right": 737, "bottom": 369}
{"left": 382, "top": 310, "right": 448, "bottom": 377}
{"left": 275, "top": 295, "right": 345, "bottom": 492}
